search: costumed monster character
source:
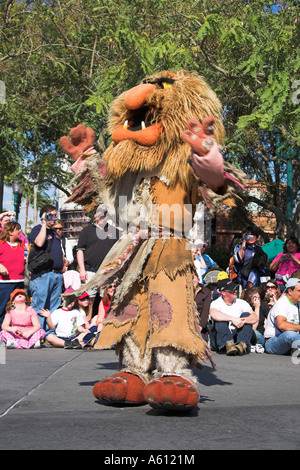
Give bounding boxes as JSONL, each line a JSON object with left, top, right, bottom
{"left": 60, "top": 70, "right": 244, "bottom": 411}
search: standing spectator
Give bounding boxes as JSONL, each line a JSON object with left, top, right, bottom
{"left": 269, "top": 236, "right": 300, "bottom": 292}
{"left": 0, "top": 211, "right": 29, "bottom": 246}
{"left": 0, "top": 289, "right": 45, "bottom": 349}
{"left": 76, "top": 210, "right": 118, "bottom": 285}
{"left": 76, "top": 208, "right": 118, "bottom": 312}
{"left": 264, "top": 278, "right": 300, "bottom": 355}
{"left": 233, "top": 226, "right": 264, "bottom": 289}
{"left": 0, "top": 222, "right": 25, "bottom": 328}
{"left": 191, "top": 242, "right": 206, "bottom": 283}
{"left": 195, "top": 240, "right": 219, "bottom": 278}
{"left": 0, "top": 211, "right": 15, "bottom": 229}
{"left": 53, "top": 219, "right": 81, "bottom": 291}
{"left": 28, "top": 205, "right": 64, "bottom": 330}
{"left": 209, "top": 279, "right": 259, "bottom": 355}
{"left": 192, "top": 274, "right": 212, "bottom": 340}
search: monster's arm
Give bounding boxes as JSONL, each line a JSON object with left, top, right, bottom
{"left": 182, "top": 117, "right": 244, "bottom": 194}
{"left": 60, "top": 124, "right": 108, "bottom": 212}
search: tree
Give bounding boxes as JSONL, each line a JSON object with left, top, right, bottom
{"left": 0, "top": 0, "right": 299, "bottom": 238}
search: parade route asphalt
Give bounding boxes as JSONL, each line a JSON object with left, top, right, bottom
{"left": 0, "top": 347, "right": 299, "bottom": 451}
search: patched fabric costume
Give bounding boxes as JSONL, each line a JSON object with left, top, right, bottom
{"left": 60, "top": 70, "right": 244, "bottom": 410}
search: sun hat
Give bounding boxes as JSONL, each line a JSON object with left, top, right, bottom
{"left": 193, "top": 239, "right": 208, "bottom": 247}
{"left": 217, "top": 271, "right": 229, "bottom": 282}
{"left": 10, "top": 289, "right": 27, "bottom": 301}
{"left": 79, "top": 292, "right": 89, "bottom": 300}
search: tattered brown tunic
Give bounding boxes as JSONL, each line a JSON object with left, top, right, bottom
{"left": 94, "top": 176, "right": 208, "bottom": 362}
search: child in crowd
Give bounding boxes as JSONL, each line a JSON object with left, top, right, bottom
{"left": 78, "top": 291, "right": 94, "bottom": 328}
{"left": 77, "top": 284, "right": 115, "bottom": 348}
{"left": 95, "top": 284, "right": 115, "bottom": 332}
{"left": 39, "top": 288, "right": 90, "bottom": 348}
{"left": 0, "top": 289, "right": 45, "bottom": 349}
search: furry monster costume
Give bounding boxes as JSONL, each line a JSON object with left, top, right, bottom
{"left": 60, "top": 70, "right": 244, "bottom": 410}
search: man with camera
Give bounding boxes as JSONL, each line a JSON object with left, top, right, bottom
{"left": 233, "top": 225, "right": 264, "bottom": 289}
{"left": 28, "top": 205, "right": 64, "bottom": 330}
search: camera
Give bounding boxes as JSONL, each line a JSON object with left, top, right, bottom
{"left": 45, "top": 213, "right": 58, "bottom": 221}
{"left": 245, "top": 234, "right": 254, "bottom": 241}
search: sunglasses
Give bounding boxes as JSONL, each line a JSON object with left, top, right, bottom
{"left": 266, "top": 285, "right": 276, "bottom": 289}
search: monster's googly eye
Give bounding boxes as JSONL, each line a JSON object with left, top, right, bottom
{"left": 162, "top": 82, "right": 173, "bottom": 89}
{"left": 142, "top": 77, "right": 175, "bottom": 89}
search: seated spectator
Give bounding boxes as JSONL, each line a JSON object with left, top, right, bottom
{"left": 247, "top": 251, "right": 270, "bottom": 288}
{"left": 241, "top": 286, "right": 269, "bottom": 349}
{"left": 95, "top": 284, "right": 115, "bottom": 333}
{"left": 192, "top": 274, "right": 212, "bottom": 340}
{"left": 270, "top": 236, "right": 300, "bottom": 292}
{"left": 290, "top": 269, "right": 300, "bottom": 279}
{"left": 77, "top": 291, "right": 96, "bottom": 329}
{"left": 39, "top": 288, "right": 89, "bottom": 349}
{"left": 212, "top": 271, "right": 229, "bottom": 300}
{"left": 0, "top": 289, "right": 45, "bottom": 349}
{"left": 209, "top": 279, "right": 259, "bottom": 356}
{"left": 263, "top": 280, "right": 281, "bottom": 309}
{"left": 264, "top": 278, "right": 300, "bottom": 355}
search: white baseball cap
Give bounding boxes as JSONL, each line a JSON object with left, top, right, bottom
{"left": 284, "top": 278, "right": 300, "bottom": 291}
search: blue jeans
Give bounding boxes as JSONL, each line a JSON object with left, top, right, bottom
{"left": 265, "top": 331, "right": 300, "bottom": 355}
{"left": 0, "top": 282, "right": 24, "bottom": 328}
{"left": 253, "top": 330, "right": 265, "bottom": 346}
{"left": 29, "top": 272, "right": 63, "bottom": 330}
{"left": 210, "top": 312, "right": 253, "bottom": 352}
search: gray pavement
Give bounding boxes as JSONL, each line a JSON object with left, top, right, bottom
{"left": 0, "top": 347, "right": 299, "bottom": 451}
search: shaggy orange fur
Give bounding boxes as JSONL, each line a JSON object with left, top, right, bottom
{"left": 104, "top": 70, "right": 225, "bottom": 190}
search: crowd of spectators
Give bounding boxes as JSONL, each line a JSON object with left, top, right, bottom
{"left": 0, "top": 207, "right": 299, "bottom": 359}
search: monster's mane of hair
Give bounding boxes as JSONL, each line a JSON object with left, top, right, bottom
{"left": 103, "top": 70, "right": 225, "bottom": 189}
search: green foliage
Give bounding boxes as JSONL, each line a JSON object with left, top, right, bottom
{"left": 0, "top": 0, "right": 299, "bottom": 234}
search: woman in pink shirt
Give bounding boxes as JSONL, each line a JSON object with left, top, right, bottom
{"left": 0, "top": 222, "right": 26, "bottom": 327}
{"left": 270, "top": 236, "right": 300, "bottom": 291}
{"left": 0, "top": 289, "right": 45, "bottom": 348}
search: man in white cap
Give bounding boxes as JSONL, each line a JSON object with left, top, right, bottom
{"left": 264, "top": 278, "right": 300, "bottom": 355}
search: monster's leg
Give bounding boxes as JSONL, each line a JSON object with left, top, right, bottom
{"left": 93, "top": 335, "right": 152, "bottom": 405}
{"left": 143, "top": 347, "right": 199, "bottom": 411}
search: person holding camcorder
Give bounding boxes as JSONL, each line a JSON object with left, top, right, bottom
{"left": 233, "top": 226, "right": 265, "bottom": 289}
{"left": 28, "top": 205, "right": 64, "bottom": 332}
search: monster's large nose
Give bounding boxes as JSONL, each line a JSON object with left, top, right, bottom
{"left": 125, "top": 83, "right": 156, "bottom": 110}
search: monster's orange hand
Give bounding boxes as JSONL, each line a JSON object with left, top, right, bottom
{"left": 60, "top": 124, "right": 97, "bottom": 173}
{"left": 182, "top": 116, "right": 225, "bottom": 193}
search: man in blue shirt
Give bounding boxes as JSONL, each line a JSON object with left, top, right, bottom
{"left": 194, "top": 239, "right": 218, "bottom": 281}
{"left": 28, "top": 204, "right": 64, "bottom": 330}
